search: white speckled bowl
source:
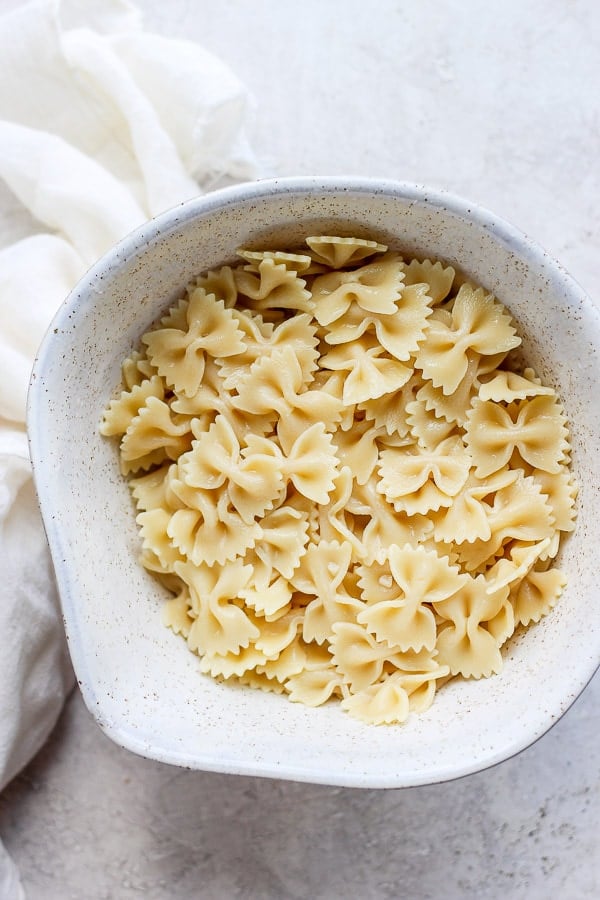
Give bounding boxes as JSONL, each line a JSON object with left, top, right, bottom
{"left": 28, "top": 177, "right": 600, "bottom": 788}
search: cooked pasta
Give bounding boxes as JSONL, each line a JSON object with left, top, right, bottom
{"left": 101, "top": 236, "right": 577, "bottom": 725}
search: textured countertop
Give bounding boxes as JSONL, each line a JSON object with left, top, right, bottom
{"left": 1, "top": 1, "right": 599, "bottom": 897}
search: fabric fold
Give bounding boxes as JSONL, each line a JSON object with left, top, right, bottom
{"left": 0, "top": 5, "right": 260, "bottom": 891}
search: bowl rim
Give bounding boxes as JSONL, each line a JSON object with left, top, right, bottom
{"left": 27, "top": 175, "right": 600, "bottom": 788}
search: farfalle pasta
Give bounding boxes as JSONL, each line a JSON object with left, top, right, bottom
{"left": 101, "top": 235, "right": 577, "bottom": 725}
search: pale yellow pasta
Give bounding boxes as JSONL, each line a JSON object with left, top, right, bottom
{"left": 287, "top": 667, "right": 348, "bottom": 707}
{"left": 320, "top": 336, "right": 413, "bottom": 405}
{"left": 415, "top": 284, "right": 520, "bottom": 393}
{"left": 478, "top": 367, "right": 555, "bottom": 403}
{"left": 510, "top": 567, "right": 567, "bottom": 626}
{"left": 455, "top": 473, "right": 555, "bottom": 572}
{"left": 238, "top": 570, "right": 293, "bottom": 621}
{"left": 377, "top": 435, "right": 471, "bottom": 515}
{"left": 324, "top": 283, "right": 433, "bottom": 363}
{"left": 358, "top": 373, "right": 422, "bottom": 436}
{"left": 234, "top": 258, "right": 314, "bottom": 314}
{"left": 416, "top": 350, "right": 482, "bottom": 425}
{"left": 120, "top": 350, "right": 156, "bottom": 391}
{"left": 305, "top": 235, "right": 387, "bottom": 269}
{"left": 192, "top": 265, "right": 239, "bottom": 308}
{"left": 218, "top": 311, "right": 319, "bottom": 390}
{"left": 311, "top": 252, "right": 405, "bottom": 325}
{"left": 434, "top": 576, "right": 512, "bottom": 678}
{"left": 102, "top": 236, "right": 576, "bottom": 726}
{"left": 142, "top": 289, "right": 245, "bottom": 397}
{"left": 329, "top": 622, "right": 402, "bottom": 693}
{"left": 404, "top": 397, "right": 457, "bottom": 450}
{"left": 465, "top": 395, "right": 570, "bottom": 477}
{"left": 100, "top": 374, "right": 165, "bottom": 437}
{"left": 119, "top": 396, "right": 192, "bottom": 473}
{"left": 331, "top": 418, "right": 384, "bottom": 487}
{"left": 251, "top": 504, "right": 310, "bottom": 580}
{"left": 402, "top": 258, "right": 456, "bottom": 305}
{"left": 341, "top": 664, "right": 449, "bottom": 725}
{"left": 237, "top": 249, "right": 313, "bottom": 274}
{"left": 357, "top": 544, "right": 469, "bottom": 653}
{"left": 252, "top": 636, "right": 308, "bottom": 682}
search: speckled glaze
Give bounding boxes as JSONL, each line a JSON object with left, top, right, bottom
{"left": 27, "top": 177, "right": 600, "bottom": 788}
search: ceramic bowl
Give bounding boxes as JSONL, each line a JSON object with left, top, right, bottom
{"left": 27, "top": 177, "right": 600, "bottom": 788}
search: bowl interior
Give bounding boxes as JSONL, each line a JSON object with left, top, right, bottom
{"left": 28, "top": 178, "right": 600, "bottom": 787}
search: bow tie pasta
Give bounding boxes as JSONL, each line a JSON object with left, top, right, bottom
{"left": 102, "top": 234, "right": 577, "bottom": 725}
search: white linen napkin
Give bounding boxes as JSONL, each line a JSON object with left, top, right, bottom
{"left": 0, "top": 0, "right": 259, "bottom": 893}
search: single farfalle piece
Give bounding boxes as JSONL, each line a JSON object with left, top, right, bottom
{"left": 234, "top": 257, "right": 314, "bottom": 313}
{"left": 414, "top": 284, "right": 521, "bottom": 394}
{"left": 377, "top": 435, "right": 471, "bottom": 515}
{"left": 357, "top": 544, "right": 469, "bottom": 653}
{"left": 237, "top": 249, "right": 313, "bottom": 274}
{"left": 168, "top": 489, "right": 262, "bottom": 566}
{"left": 432, "top": 467, "right": 519, "bottom": 545}
{"left": 305, "top": 235, "right": 387, "bottom": 268}
{"left": 230, "top": 440, "right": 286, "bottom": 524}
{"left": 119, "top": 396, "right": 192, "bottom": 472}
{"left": 191, "top": 265, "right": 238, "bottom": 307}
{"left": 531, "top": 468, "right": 578, "bottom": 541}
{"left": 136, "top": 505, "right": 185, "bottom": 573}
{"left": 457, "top": 472, "right": 555, "bottom": 572}
{"left": 434, "top": 575, "right": 511, "bottom": 678}
{"left": 253, "top": 609, "right": 305, "bottom": 659}
{"left": 478, "top": 367, "right": 556, "bottom": 403}
{"left": 100, "top": 374, "right": 165, "bottom": 437}
{"left": 281, "top": 422, "right": 340, "bottom": 504}
{"left": 120, "top": 349, "right": 156, "bottom": 390}
{"left": 416, "top": 350, "right": 481, "bottom": 425}
{"left": 312, "top": 252, "right": 405, "bottom": 326}
{"left": 330, "top": 622, "right": 402, "bottom": 692}
{"left": 181, "top": 414, "right": 239, "bottom": 490}
{"left": 129, "top": 463, "right": 173, "bottom": 513}
{"left": 286, "top": 641, "right": 348, "bottom": 706}
{"left": 320, "top": 335, "right": 413, "bottom": 405}
{"left": 342, "top": 674, "right": 411, "bottom": 724}
{"left": 200, "top": 645, "right": 270, "bottom": 680}
{"left": 162, "top": 587, "right": 194, "bottom": 639}
{"left": 465, "top": 395, "right": 570, "bottom": 478}
{"left": 256, "top": 636, "right": 308, "bottom": 682}
{"left": 252, "top": 502, "right": 310, "bottom": 580}
{"left": 402, "top": 258, "right": 456, "bottom": 305}
{"left": 484, "top": 539, "right": 552, "bottom": 595}
{"left": 331, "top": 417, "right": 385, "bottom": 486}
{"left": 287, "top": 666, "right": 347, "bottom": 707}
{"left": 176, "top": 558, "right": 258, "bottom": 657}
{"left": 510, "top": 566, "right": 567, "bottom": 626}
{"left": 142, "top": 289, "right": 246, "bottom": 397}
{"left": 291, "top": 540, "right": 362, "bottom": 644}
{"left": 405, "top": 397, "right": 457, "bottom": 450}
{"left": 324, "top": 283, "right": 433, "bottom": 363}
